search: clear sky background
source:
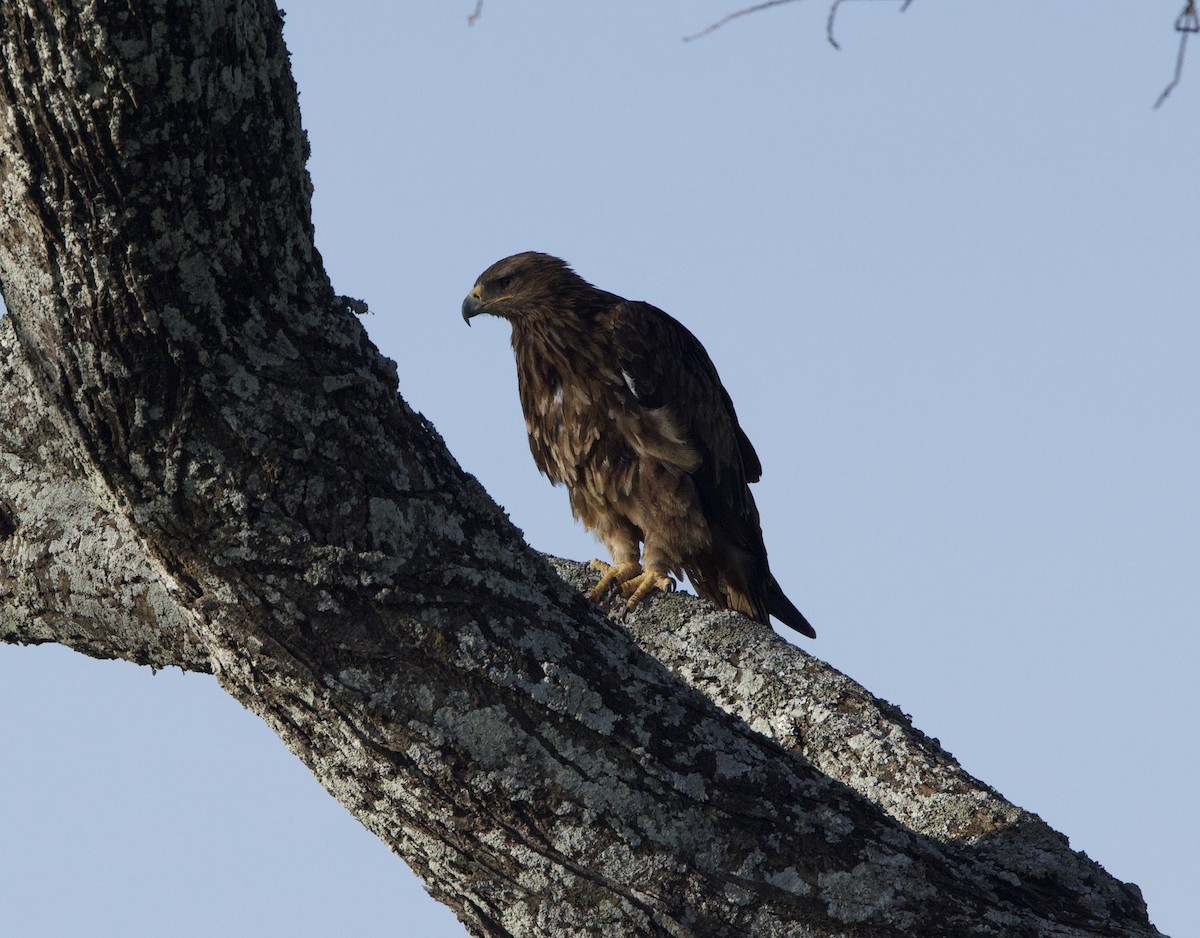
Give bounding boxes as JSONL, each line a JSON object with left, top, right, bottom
{"left": 1, "top": 3, "right": 1196, "bottom": 936}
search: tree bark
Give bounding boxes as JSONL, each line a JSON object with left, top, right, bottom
{"left": 0, "top": 3, "right": 1159, "bottom": 936}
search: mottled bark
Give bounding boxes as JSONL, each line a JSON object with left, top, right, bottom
{"left": 0, "top": 3, "right": 1158, "bottom": 937}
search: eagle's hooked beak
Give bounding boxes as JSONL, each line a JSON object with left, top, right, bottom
{"left": 461, "top": 284, "right": 484, "bottom": 325}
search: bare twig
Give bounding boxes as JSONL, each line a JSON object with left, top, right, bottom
{"left": 687, "top": 0, "right": 915, "bottom": 48}
{"left": 829, "top": 0, "right": 914, "bottom": 49}
{"left": 467, "top": 0, "right": 484, "bottom": 26}
{"left": 684, "top": 0, "right": 802, "bottom": 43}
{"left": 827, "top": 0, "right": 846, "bottom": 49}
{"left": 1155, "top": 1, "right": 1198, "bottom": 108}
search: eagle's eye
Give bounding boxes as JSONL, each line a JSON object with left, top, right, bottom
{"left": 492, "top": 274, "right": 516, "bottom": 292}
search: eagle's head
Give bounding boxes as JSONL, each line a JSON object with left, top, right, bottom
{"left": 462, "top": 252, "right": 586, "bottom": 325}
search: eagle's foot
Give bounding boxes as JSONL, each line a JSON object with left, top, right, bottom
{"left": 619, "top": 567, "right": 675, "bottom": 610}
{"left": 587, "top": 559, "right": 643, "bottom": 603}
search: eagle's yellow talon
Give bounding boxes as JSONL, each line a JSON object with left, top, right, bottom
{"left": 620, "top": 568, "right": 674, "bottom": 608}
{"left": 588, "top": 559, "right": 643, "bottom": 602}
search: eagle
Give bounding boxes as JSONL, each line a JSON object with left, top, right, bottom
{"left": 462, "top": 252, "right": 815, "bottom": 638}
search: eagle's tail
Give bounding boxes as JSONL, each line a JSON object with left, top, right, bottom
{"left": 765, "top": 576, "right": 816, "bottom": 639}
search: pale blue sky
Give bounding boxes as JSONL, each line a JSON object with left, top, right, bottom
{"left": 2, "top": 3, "right": 1195, "bottom": 935}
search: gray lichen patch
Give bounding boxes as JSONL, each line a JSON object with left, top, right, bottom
{"left": 818, "top": 852, "right": 932, "bottom": 925}
{"left": 527, "top": 661, "right": 618, "bottom": 735}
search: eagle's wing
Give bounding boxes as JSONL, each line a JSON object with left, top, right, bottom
{"left": 601, "top": 300, "right": 814, "bottom": 637}
{"left": 603, "top": 301, "right": 765, "bottom": 570}
{"left": 604, "top": 301, "right": 760, "bottom": 484}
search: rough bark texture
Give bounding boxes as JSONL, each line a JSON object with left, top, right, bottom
{"left": 0, "top": 3, "right": 1160, "bottom": 936}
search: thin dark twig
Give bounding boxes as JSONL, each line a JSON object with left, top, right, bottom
{"left": 688, "top": 0, "right": 914, "bottom": 47}
{"left": 1177, "top": 0, "right": 1200, "bottom": 31}
{"left": 467, "top": 0, "right": 484, "bottom": 26}
{"left": 827, "top": 0, "right": 846, "bottom": 49}
{"left": 684, "top": 0, "right": 802, "bottom": 43}
{"left": 1153, "top": 33, "right": 1191, "bottom": 108}
{"left": 1155, "top": 1, "right": 1198, "bottom": 109}
{"left": 828, "top": 0, "right": 917, "bottom": 51}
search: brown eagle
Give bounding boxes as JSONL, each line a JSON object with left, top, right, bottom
{"left": 462, "top": 252, "right": 815, "bottom": 638}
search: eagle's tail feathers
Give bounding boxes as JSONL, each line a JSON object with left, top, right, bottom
{"left": 765, "top": 576, "right": 816, "bottom": 639}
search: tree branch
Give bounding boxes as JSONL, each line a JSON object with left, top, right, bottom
{"left": 0, "top": 320, "right": 209, "bottom": 670}
{"left": 551, "top": 558, "right": 1150, "bottom": 925}
{"left": 684, "top": 0, "right": 915, "bottom": 47}
{"left": 1155, "top": 1, "right": 1198, "bottom": 108}
{"left": 684, "top": 0, "right": 803, "bottom": 43}
{"left": 0, "top": 3, "right": 1159, "bottom": 935}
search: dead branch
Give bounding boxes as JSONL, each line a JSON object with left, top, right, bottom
{"left": 684, "top": 0, "right": 802, "bottom": 43}
{"left": 686, "top": 0, "right": 915, "bottom": 48}
{"left": 1155, "top": 1, "right": 1198, "bottom": 108}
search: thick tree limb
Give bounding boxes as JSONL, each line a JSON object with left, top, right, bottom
{"left": 0, "top": 3, "right": 1158, "bottom": 936}
{"left": 0, "top": 321, "right": 207, "bottom": 668}
{"left": 553, "top": 559, "right": 1152, "bottom": 930}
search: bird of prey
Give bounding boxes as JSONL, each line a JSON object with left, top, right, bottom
{"left": 462, "top": 252, "right": 815, "bottom": 638}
